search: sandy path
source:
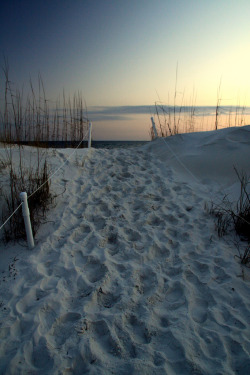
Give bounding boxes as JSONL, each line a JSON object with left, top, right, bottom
{"left": 0, "top": 145, "right": 249, "bottom": 374}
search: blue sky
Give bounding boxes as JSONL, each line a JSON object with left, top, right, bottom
{"left": 1, "top": 0, "right": 250, "bottom": 139}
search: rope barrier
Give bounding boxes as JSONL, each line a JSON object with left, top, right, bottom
{"left": 28, "top": 128, "right": 89, "bottom": 200}
{"left": 0, "top": 128, "right": 90, "bottom": 232}
{"left": 0, "top": 203, "right": 23, "bottom": 231}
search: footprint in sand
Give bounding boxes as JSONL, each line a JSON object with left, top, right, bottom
{"left": 165, "top": 265, "right": 182, "bottom": 278}
{"left": 84, "top": 256, "right": 108, "bottom": 283}
{"left": 189, "top": 298, "right": 208, "bottom": 324}
{"left": 215, "top": 307, "right": 246, "bottom": 329}
{"left": 76, "top": 275, "right": 93, "bottom": 298}
{"left": 73, "top": 250, "right": 87, "bottom": 266}
{"left": 97, "top": 288, "right": 120, "bottom": 308}
{"left": 165, "top": 281, "right": 185, "bottom": 305}
{"left": 10, "top": 317, "right": 33, "bottom": 338}
{"left": 107, "top": 230, "right": 118, "bottom": 245}
{"left": 156, "top": 329, "right": 185, "bottom": 361}
{"left": 71, "top": 224, "right": 92, "bottom": 243}
{"left": 173, "top": 185, "right": 183, "bottom": 193}
{"left": 15, "top": 288, "right": 39, "bottom": 314}
{"left": 47, "top": 312, "right": 81, "bottom": 347}
{"left": 114, "top": 323, "right": 137, "bottom": 358}
{"left": 40, "top": 276, "right": 58, "bottom": 292}
{"left": 92, "top": 216, "right": 106, "bottom": 231}
{"left": 26, "top": 337, "right": 53, "bottom": 371}
{"left": 38, "top": 302, "right": 58, "bottom": 334}
{"left": 133, "top": 186, "right": 145, "bottom": 194}
{"left": 148, "top": 243, "right": 170, "bottom": 259}
{"left": 121, "top": 172, "right": 132, "bottom": 179}
{"left": 72, "top": 253, "right": 107, "bottom": 283}
{"left": 124, "top": 228, "right": 141, "bottom": 242}
{"left": 137, "top": 268, "right": 158, "bottom": 297}
{"left": 126, "top": 314, "right": 153, "bottom": 344}
{"left": 191, "top": 260, "right": 211, "bottom": 283}
{"left": 198, "top": 328, "right": 226, "bottom": 359}
{"left": 88, "top": 319, "right": 122, "bottom": 357}
{"left": 213, "top": 265, "right": 231, "bottom": 284}
{"left": 146, "top": 213, "right": 164, "bottom": 227}
{"left": 35, "top": 288, "right": 49, "bottom": 301}
{"left": 98, "top": 201, "right": 112, "bottom": 217}
{"left": 153, "top": 351, "right": 166, "bottom": 367}
{"left": 159, "top": 315, "right": 170, "bottom": 328}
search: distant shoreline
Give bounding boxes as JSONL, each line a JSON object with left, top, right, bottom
{"left": 14, "top": 140, "right": 149, "bottom": 149}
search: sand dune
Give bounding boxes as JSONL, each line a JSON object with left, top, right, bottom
{"left": 0, "top": 126, "right": 250, "bottom": 374}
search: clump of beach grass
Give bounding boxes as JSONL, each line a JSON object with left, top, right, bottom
{"left": 150, "top": 71, "right": 249, "bottom": 139}
{"left": 1, "top": 148, "right": 52, "bottom": 243}
{"left": 0, "top": 58, "right": 88, "bottom": 145}
{"left": 209, "top": 167, "right": 250, "bottom": 267}
{"left": 0, "top": 59, "right": 88, "bottom": 244}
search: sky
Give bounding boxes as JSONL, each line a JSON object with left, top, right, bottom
{"left": 1, "top": 0, "right": 250, "bottom": 139}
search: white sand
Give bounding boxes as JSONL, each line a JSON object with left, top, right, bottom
{"left": 0, "top": 126, "right": 250, "bottom": 374}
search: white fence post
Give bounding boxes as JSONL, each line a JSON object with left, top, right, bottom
{"left": 20, "top": 192, "right": 34, "bottom": 249}
{"left": 88, "top": 122, "right": 92, "bottom": 148}
{"left": 151, "top": 117, "right": 158, "bottom": 138}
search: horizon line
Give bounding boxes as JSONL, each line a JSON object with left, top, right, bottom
{"left": 87, "top": 104, "right": 250, "bottom": 122}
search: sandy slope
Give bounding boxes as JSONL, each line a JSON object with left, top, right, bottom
{"left": 0, "top": 126, "right": 250, "bottom": 374}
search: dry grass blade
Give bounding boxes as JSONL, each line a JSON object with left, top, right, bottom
{"left": 235, "top": 246, "right": 250, "bottom": 267}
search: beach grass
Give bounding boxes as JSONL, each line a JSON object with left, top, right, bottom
{"left": 208, "top": 168, "right": 250, "bottom": 267}
{"left": 0, "top": 59, "right": 88, "bottom": 145}
{"left": 0, "top": 60, "right": 88, "bottom": 243}
{"left": 1, "top": 152, "right": 52, "bottom": 242}
{"left": 151, "top": 75, "right": 248, "bottom": 140}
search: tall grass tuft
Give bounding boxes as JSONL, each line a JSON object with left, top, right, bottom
{"left": 209, "top": 168, "right": 250, "bottom": 267}
{"left": 150, "top": 73, "right": 249, "bottom": 139}
{"left": 0, "top": 59, "right": 88, "bottom": 244}
{"left": 215, "top": 78, "right": 222, "bottom": 130}
{"left": 1, "top": 152, "right": 52, "bottom": 243}
{"left": 233, "top": 168, "right": 250, "bottom": 240}
{"left": 0, "top": 59, "right": 88, "bottom": 145}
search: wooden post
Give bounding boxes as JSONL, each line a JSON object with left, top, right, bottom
{"left": 88, "top": 122, "right": 92, "bottom": 148}
{"left": 20, "top": 192, "right": 34, "bottom": 249}
{"left": 151, "top": 117, "right": 158, "bottom": 138}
